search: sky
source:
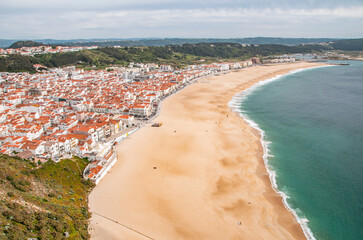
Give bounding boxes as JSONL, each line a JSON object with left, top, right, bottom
{"left": 0, "top": 0, "right": 363, "bottom": 39}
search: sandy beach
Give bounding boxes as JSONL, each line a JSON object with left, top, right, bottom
{"left": 89, "top": 62, "right": 326, "bottom": 240}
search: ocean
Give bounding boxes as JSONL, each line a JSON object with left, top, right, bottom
{"left": 230, "top": 61, "right": 363, "bottom": 240}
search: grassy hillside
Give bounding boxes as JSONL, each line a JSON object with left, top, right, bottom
{"left": 330, "top": 38, "right": 363, "bottom": 51}
{"left": 35, "top": 43, "right": 328, "bottom": 68}
{"left": 9, "top": 41, "right": 45, "bottom": 49}
{"left": 0, "top": 154, "right": 94, "bottom": 239}
{"left": 55, "top": 37, "right": 341, "bottom": 47}
{"left": 0, "top": 54, "right": 36, "bottom": 73}
{"left": 168, "top": 43, "right": 327, "bottom": 58}
{"left": 1, "top": 42, "right": 330, "bottom": 73}
{"left": 0, "top": 37, "right": 344, "bottom": 48}
{"left": 34, "top": 46, "right": 179, "bottom": 68}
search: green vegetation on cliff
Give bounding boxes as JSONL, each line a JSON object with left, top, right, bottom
{"left": 0, "top": 55, "right": 36, "bottom": 73}
{"left": 168, "top": 43, "right": 328, "bottom": 58}
{"left": 52, "top": 37, "right": 341, "bottom": 47}
{"left": 0, "top": 37, "right": 344, "bottom": 48}
{"left": 0, "top": 154, "right": 94, "bottom": 239}
{"left": 1, "top": 42, "right": 331, "bottom": 73}
{"left": 330, "top": 38, "right": 363, "bottom": 51}
{"left": 34, "top": 46, "right": 175, "bottom": 68}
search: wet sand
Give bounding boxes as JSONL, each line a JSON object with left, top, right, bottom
{"left": 89, "top": 62, "right": 325, "bottom": 240}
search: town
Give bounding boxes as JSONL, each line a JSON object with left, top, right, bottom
{"left": 0, "top": 58, "right": 257, "bottom": 183}
{"left": 0, "top": 45, "right": 99, "bottom": 56}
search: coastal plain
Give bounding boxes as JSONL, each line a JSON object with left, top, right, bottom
{"left": 89, "top": 62, "right": 325, "bottom": 240}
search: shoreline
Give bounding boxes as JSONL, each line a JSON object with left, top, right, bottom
{"left": 229, "top": 65, "right": 332, "bottom": 240}
{"left": 89, "top": 62, "right": 327, "bottom": 239}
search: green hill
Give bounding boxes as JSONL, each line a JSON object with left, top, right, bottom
{"left": 0, "top": 37, "right": 343, "bottom": 49}
{"left": 1, "top": 42, "right": 330, "bottom": 73}
{"left": 51, "top": 37, "right": 341, "bottom": 47}
{"left": 168, "top": 43, "right": 328, "bottom": 58}
{"left": 330, "top": 38, "right": 363, "bottom": 51}
{"left": 9, "top": 41, "right": 44, "bottom": 49}
{"left": 33, "top": 43, "right": 328, "bottom": 68}
{"left": 0, "top": 154, "right": 94, "bottom": 239}
{"left": 0, "top": 54, "right": 36, "bottom": 73}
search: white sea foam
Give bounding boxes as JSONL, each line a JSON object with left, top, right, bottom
{"left": 228, "top": 65, "right": 332, "bottom": 240}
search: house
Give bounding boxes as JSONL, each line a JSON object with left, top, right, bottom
{"left": 20, "top": 140, "right": 45, "bottom": 156}
{"left": 115, "top": 115, "right": 134, "bottom": 127}
{"left": 43, "top": 141, "right": 60, "bottom": 158}
{"left": 16, "top": 150, "right": 34, "bottom": 160}
{"left": 57, "top": 137, "right": 71, "bottom": 154}
{"left": 251, "top": 57, "right": 261, "bottom": 64}
{"left": 130, "top": 104, "right": 152, "bottom": 117}
{"left": 109, "top": 119, "right": 121, "bottom": 134}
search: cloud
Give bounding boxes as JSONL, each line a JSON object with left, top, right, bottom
{"left": 59, "top": 7, "right": 363, "bottom": 30}
{"left": 63, "top": 7, "right": 363, "bottom": 25}
{"left": 0, "top": 5, "right": 363, "bottom": 39}
{"left": 2, "top": 0, "right": 363, "bottom": 12}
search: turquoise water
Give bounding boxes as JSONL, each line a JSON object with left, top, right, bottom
{"left": 238, "top": 62, "right": 363, "bottom": 240}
